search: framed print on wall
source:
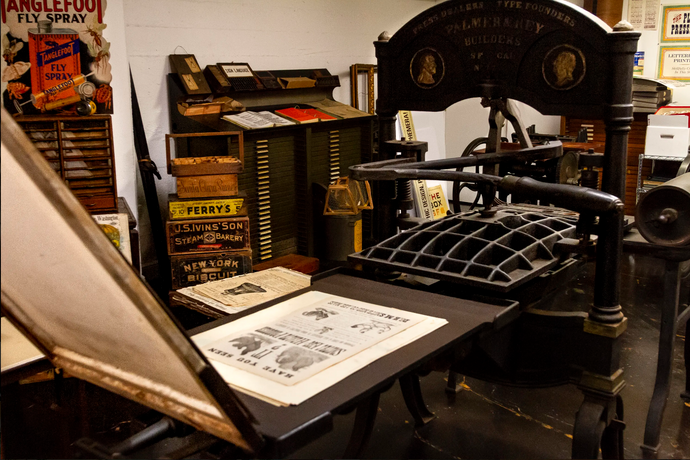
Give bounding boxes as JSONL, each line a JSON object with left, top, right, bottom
{"left": 658, "top": 46, "right": 690, "bottom": 81}
{"left": 660, "top": 5, "right": 690, "bottom": 42}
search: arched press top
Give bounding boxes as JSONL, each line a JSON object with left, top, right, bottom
{"left": 375, "top": 0, "right": 640, "bottom": 120}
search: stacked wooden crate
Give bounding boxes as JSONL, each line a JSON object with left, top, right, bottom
{"left": 165, "top": 132, "right": 252, "bottom": 290}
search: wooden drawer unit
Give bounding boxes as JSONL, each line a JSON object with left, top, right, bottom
{"left": 16, "top": 115, "right": 117, "bottom": 213}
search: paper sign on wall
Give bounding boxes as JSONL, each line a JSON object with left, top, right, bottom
{"left": 1, "top": 0, "right": 113, "bottom": 115}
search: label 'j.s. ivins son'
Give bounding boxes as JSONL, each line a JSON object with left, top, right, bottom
{"left": 167, "top": 217, "right": 250, "bottom": 254}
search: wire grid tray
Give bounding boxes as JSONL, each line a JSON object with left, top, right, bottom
{"left": 349, "top": 209, "right": 578, "bottom": 292}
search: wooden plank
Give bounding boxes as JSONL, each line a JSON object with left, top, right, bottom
{"left": 253, "top": 254, "right": 320, "bottom": 274}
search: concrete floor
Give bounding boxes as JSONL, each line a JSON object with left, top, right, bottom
{"left": 288, "top": 254, "right": 690, "bottom": 459}
{"left": 2, "top": 254, "right": 688, "bottom": 459}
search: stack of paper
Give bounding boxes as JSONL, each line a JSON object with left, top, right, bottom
{"left": 633, "top": 77, "right": 673, "bottom": 113}
{"left": 223, "top": 111, "right": 295, "bottom": 129}
{"left": 176, "top": 267, "right": 311, "bottom": 315}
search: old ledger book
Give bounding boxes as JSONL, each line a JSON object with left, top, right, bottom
{"left": 192, "top": 291, "right": 447, "bottom": 406}
{"left": 223, "top": 111, "right": 295, "bottom": 130}
{"left": 275, "top": 107, "right": 337, "bottom": 124}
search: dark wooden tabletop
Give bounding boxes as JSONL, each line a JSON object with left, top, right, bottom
{"left": 191, "top": 271, "right": 507, "bottom": 456}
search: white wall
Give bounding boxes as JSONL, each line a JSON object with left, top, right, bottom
{"left": 121, "top": 0, "right": 684, "bottom": 273}
{"left": 107, "top": 0, "right": 137, "bottom": 226}
{"left": 623, "top": 0, "right": 690, "bottom": 103}
{"left": 122, "top": 0, "right": 444, "bottom": 273}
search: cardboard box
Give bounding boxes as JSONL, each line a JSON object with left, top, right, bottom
{"left": 278, "top": 77, "right": 316, "bottom": 89}
{"left": 177, "top": 96, "right": 244, "bottom": 116}
{"left": 644, "top": 115, "right": 690, "bottom": 158}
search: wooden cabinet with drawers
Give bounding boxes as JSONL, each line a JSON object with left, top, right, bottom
{"left": 16, "top": 115, "right": 117, "bottom": 213}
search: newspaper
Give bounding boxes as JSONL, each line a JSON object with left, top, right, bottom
{"left": 193, "top": 290, "right": 448, "bottom": 406}
{"left": 191, "top": 267, "right": 310, "bottom": 309}
{"left": 202, "top": 292, "right": 427, "bottom": 385}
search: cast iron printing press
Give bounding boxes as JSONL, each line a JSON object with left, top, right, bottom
{"left": 347, "top": 0, "right": 689, "bottom": 458}
{"left": 3, "top": 0, "right": 689, "bottom": 459}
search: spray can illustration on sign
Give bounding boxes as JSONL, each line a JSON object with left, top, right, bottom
{"left": 28, "top": 20, "right": 81, "bottom": 109}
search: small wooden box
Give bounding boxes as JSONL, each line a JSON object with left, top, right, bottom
{"left": 170, "top": 250, "right": 252, "bottom": 289}
{"left": 171, "top": 156, "right": 243, "bottom": 176}
{"left": 166, "top": 132, "right": 244, "bottom": 176}
{"left": 168, "top": 194, "right": 247, "bottom": 220}
{"left": 167, "top": 217, "right": 250, "bottom": 255}
{"left": 168, "top": 54, "right": 212, "bottom": 95}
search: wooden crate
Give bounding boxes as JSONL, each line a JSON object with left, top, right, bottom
{"left": 166, "top": 131, "right": 244, "bottom": 176}
{"left": 167, "top": 217, "right": 250, "bottom": 255}
{"left": 170, "top": 250, "right": 252, "bottom": 289}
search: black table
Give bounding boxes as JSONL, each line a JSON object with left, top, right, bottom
{"left": 190, "top": 271, "right": 510, "bottom": 457}
{"left": 623, "top": 229, "right": 690, "bottom": 459}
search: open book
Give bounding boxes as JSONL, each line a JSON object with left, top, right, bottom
{"left": 275, "top": 107, "right": 338, "bottom": 124}
{"left": 223, "top": 111, "right": 295, "bottom": 129}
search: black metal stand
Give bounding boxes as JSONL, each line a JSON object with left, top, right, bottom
{"left": 640, "top": 258, "right": 689, "bottom": 459}
{"left": 623, "top": 230, "right": 690, "bottom": 459}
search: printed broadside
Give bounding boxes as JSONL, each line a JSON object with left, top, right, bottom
{"left": 203, "top": 293, "right": 426, "bottom": 385}
{"left": 193, "top": 291, "right": 447, "bottom": 406}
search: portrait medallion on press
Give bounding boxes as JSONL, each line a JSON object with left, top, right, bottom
{"left": 410, "top": 48, "right": 445, "bottom": 89}
{"left": 542, "top": 44, "right": 586, "bottom": 91}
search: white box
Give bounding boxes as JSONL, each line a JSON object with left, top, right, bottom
{"left": 644, "top": 115, "right": 690, "bottom": 158}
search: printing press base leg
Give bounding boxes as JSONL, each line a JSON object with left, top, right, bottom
{"left": 572, "top": 391, "right": 624, "bottom": 459}
{"left": 342, "top": 392, "right": 381, "bottom": 459}
{"left": 400, "top": 373, "right": 436, "bottom": 426}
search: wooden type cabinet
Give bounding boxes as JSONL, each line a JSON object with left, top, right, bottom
{"left": 168, "top": 74, "right": 374, "bottom": 263}
{"left": 16, "top": 115, "right": 117, "bottom": 213}
{"left": 220, "top": 119, "right": 373, "bottom": 262}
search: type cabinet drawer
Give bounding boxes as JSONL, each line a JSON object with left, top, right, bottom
{"left": 77, "top": 194, "right": 117, "bottom": 212}
{"left": 167, "top": 217, "right": 250, "bottom": 255}
{"left": 170, "top": 251, "right": 252, "bottom": 289}
{"left": 16, "top": 115, "right": 117, "bottom": 213}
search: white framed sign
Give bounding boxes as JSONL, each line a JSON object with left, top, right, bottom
{"left": 660, "top": 5, "right": 690, "bottom": 42}
{"left": 658, "top": 46, "right": 690, "bottom": 81}
{"left": 219, "top": 63, "right": 253, "bottom": 79}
